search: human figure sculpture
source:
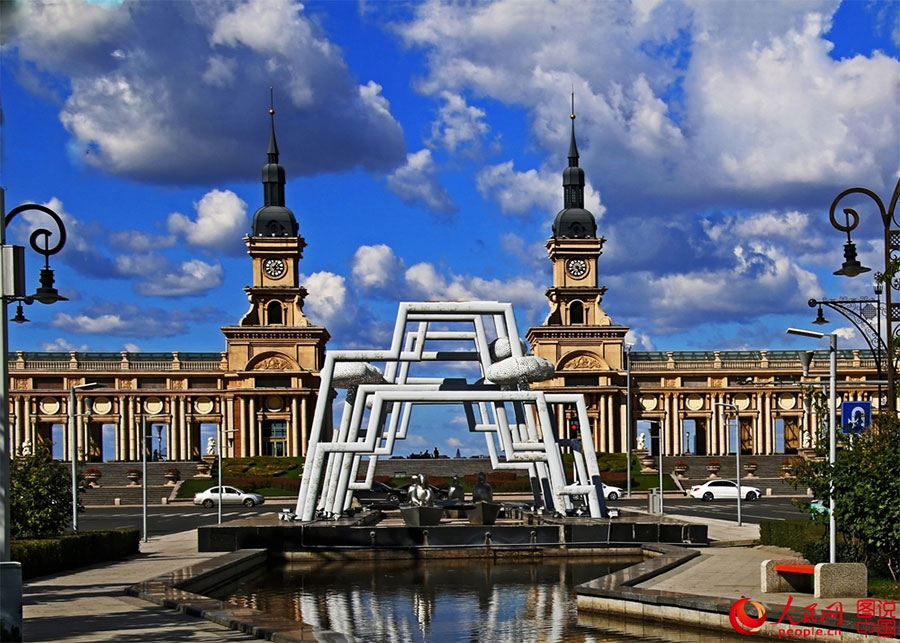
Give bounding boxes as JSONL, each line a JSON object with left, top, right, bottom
{"left": 447, "top": 475, "right": 465, "bottom": 502}
{"left": 20, "top": 439, "right": 32, "bottom": 457}
{"left": 408, "top": 474, "right": 434, "bottom": 507}
{"left": 206, "top": 436, "right": 216, "bottom": 455}
{"left": 801, "top": 428, "right": 811, "bottom": 449}
{"left": 636, "top": 432, "right": 646, "bottom": 451}
{"left": 472, "top": 472, "right": 493, "bottom": 502}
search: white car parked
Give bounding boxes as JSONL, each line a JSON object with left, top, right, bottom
{"left": 602, "top": 483, "right": 623, "bottom": 501}
{"left": 689, "top": 479, "right": 761, "bottom": 501}
{"left": 193, "top": 486, "right": 265, "bottom": 508}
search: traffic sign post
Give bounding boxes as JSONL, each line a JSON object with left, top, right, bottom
{"left": 841, "top": 401, "right": 871, "bottom": 434}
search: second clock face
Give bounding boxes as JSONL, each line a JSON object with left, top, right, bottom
{"left": 264, "top": 258, "right": 286, "bottom": 278}
{"left": 566, "top": 257, "right": 588, "bottom": 278}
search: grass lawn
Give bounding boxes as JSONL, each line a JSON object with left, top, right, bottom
{"left": 868, "top": 575, "right": 900, "bottom": 599}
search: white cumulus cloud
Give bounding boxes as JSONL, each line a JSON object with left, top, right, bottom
{"left": 167, "top": 189, "right": 248, "bottom": 255}
{"left": 386, "top": 149, "right": 456, "bottom": 215}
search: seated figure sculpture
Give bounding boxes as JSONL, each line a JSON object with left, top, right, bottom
{"left": 447, "top": 475, "right": 465, "bottom": 502}
{"left": 407, "top": 474, "right": 434, "bottom": 507}
{"left": 472, "top": 472, "right": 493, "bottom": 502}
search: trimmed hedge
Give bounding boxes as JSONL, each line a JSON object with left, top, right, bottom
{"left": 759, "top": 519, "right": 825, "bottom": 555}
{"left": 11, "top": 529, "right": 140, "bottom": 579}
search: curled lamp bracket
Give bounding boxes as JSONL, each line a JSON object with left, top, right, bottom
{"left": 4, "top": 203, "right": 68, "bottom": 264}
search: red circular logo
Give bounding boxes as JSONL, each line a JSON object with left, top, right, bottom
{"left": 729, "top": 597, "right": 767, "bottom": 635}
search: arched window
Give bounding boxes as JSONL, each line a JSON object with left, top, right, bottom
{"left": 569, "top": 300, "right": 584, "bottom": 324}
{"left": 267, "top": 301, "right": 283, "bottom": 325}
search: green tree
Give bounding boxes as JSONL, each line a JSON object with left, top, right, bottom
{"left": 10, "top": 446, "right": 73, "bottom": 538}
{"left": 790, "top": 412, "right": 900, "bottom": 581}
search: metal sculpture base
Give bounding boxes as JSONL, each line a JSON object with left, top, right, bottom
{"left": 466, "top": 501, "right": 501, "bottom": 526}
{"left": 400, "top": 505, "right": 444, "bottom": 527}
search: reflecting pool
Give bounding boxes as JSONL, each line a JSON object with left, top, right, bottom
{"left": 212, "top": 556, "right": 654, "bottom": 641}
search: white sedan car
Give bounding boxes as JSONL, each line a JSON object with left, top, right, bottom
{"left": 689, "top": 479, "right": 761, "bottom": 501}
{"left": 193, "top": 486, "right": 265, "bottom": 508}
{"left": 602, "top": 483, "right": 623, "bottom": 501}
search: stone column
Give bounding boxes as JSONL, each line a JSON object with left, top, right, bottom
{"left": 291, "top": 397, "right": 300, "bottom": 457}
{"left": 225, "top": 397, "right": 235, "bottom": 458}
{"left": 116, "top": 405, "right": 125, "bottom": 461}
{"left": 249, "top": 397, "right": 257, "bottom": 457}
{"left": 300, "top": 396, "right": 308, "bottom": 457}
{"left": 13, "top": 397, "right": 23, "bottom": 456}
{"left": 178, "top": 396, "right": 188, "bottom": 461}
{"left": 239, "top": 397, "right": 248, "bottom": 458}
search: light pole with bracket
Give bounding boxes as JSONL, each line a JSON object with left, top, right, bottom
{"left": 828, "top": 176, "right": 900, "bottom": 412}
{"left": 0, "top": 188, "right": 70, "bottom": 639}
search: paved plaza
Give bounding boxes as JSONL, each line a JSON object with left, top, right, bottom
{"left": 20, "top": 508, "right": 880, "bottom": 643}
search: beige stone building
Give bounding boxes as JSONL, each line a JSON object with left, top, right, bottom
{"left": 6, "top": 110, "right": 883, "bottom": 463}
{"left": 527, "top": 111, "right": 882, "bottom": 457}
{"left": 7, "top": 114, "right": 329, "bottom": 463}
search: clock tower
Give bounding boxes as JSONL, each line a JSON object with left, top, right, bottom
{"left": 221, "top": 101, "right": 329, "bottom": 401}
{"left": 236, "top": 105, "right": 317, "bottom": 330}
{"left": 540, "top": 100, "right": 613, "bottom": 328}
{"left": 527, "top": 99, "right": 629, "bottom": 452}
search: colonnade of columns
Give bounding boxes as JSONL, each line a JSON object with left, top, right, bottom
{"left": 556, "top": 385, "right": 880, "bottom": 457}
{"left": 9, "top": 391, "right": 316, "bottom": 461}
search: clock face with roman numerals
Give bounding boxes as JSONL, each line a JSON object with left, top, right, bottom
{"left": 566, "top": 257, "right": 588, "bottom": 278}
{"left": 264, "top": 258, "right": 286, "bottom": 278}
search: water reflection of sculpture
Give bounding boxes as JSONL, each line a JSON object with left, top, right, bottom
{"left": 255, "top": 559, "right": 590, "bottom": 641}
{"left": 296, "top": 301, "right": 609, "bottom": 520}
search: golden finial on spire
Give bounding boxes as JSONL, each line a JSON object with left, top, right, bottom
{"left": 570, "top": 90, "right": 575, "bottom": 120}
{"left": 269, "top": 87, "right": 275, "bottom": 115}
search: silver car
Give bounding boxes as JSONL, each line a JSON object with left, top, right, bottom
{"left": 193, "top": 485, "right": 265, "bottom": 508}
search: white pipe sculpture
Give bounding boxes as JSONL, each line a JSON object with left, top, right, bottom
{"left": 295, "top": 301, "right": 608, "bottom": 520}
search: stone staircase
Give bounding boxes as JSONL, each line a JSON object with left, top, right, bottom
{"left": 658, "top": 454, "right": 793, "bottom": 481}
{"left": 72, "top": 461, "right": 212, "bottom": 506}
{"left": 654, "top": 455, "right": 808, "bottom": 496}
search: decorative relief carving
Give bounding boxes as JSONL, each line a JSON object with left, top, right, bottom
{"left": 120, "top": 380, "right": 133, "bottom": 390}
{"left": 255, "top": 356, "right": 290, "bottom": 370}
{"left": 685, "top": 394, "right": 703, "bottom": 411}
{"left": 14, "top": 379, "right": 28, "bottom": 390}
{"left": 563, "top": 354, "right": 603, "bottom": 370}
{"left": 171, "top": 380, "right": 185, "bottom": 390}
{"left": 640, "top": 394, "right": 658, "bottom": 411}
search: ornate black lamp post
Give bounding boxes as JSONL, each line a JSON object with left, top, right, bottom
{"left": 807, "top": 293, "right": 884, "bottom": 375}
{"left": 0, "top": 188, "right": 69, "bottom": 639}
{"left": 828, "top": 177, "right": 900, "bottom": 412}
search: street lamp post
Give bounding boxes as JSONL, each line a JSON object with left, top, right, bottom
{"left": 140, "top": 414, "right": 168, "bottom": 543}
{"left": 808, "top": 293, "right": 885, "bottom": 382}
{"left": 69, "top": 382, "right": 101, "bottom": 532}
{"left": 217, "top": 428, "right": 238, "bottom": 525}
{"left": 0, "top": 188, "right": 69, "bottom": 562}
{"left": 787, "top": 327, "right": 837, "bottom": 564}
{"left": 625, "top": 343, "right": 634, "bottom": 499}
{"left": 828, "top": 176, "right": 900, "bottom": 412}
{"left": 715, "top": 402, "right": 742, "bottom": 526}
{"left": 0, "top": 188, "right": 69, "bottom": 640}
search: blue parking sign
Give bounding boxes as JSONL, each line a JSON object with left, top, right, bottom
{"left": 841, "top": 401, "right": 871, "bottom": 434}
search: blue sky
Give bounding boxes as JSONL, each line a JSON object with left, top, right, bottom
{"left": 1, "top": 2, "right": 898, "bottom": 362}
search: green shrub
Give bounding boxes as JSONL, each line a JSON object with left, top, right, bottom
{"left": 10, "top": 446, "right": 74, "bottom": 538}
{"left": 12, "top": 529, "right": 139, "bottom": 579}
{"left": 222, "top": 456, "right": 304, "bottom": 478}
{"left": 759, "top": 519, "right": 825, "bottom": 554}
